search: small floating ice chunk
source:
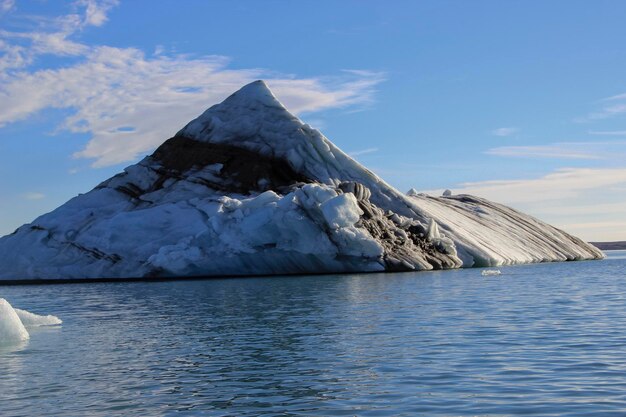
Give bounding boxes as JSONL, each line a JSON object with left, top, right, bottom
{"left": 15, "top": 308, "right": 62, "bottom": 327}
{"left": 1, "top": 298, "right": 61, "bottom": 346}
{"left": 481, "top": 269, "right": 502, "bottom": 276}
{"left": 0, "top": 298, "right": 29, "bottom": 344}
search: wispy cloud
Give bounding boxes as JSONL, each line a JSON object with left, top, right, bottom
{"left": 588, "top": 130, "right": 626, "bottom": 136}
{"left": 578, "top": 92, "right": 626, "bottom": 122}
{"left": 79, "top": 0, "right": 119, "bottom": 26}
{"left": 0, "top": 1, "right": 114, "bottom": 71}
{"left": 602, "top": 92, "right": 626, "bottom": 102}
{"left": 348, "top": 147, "right": 379, "bottom": 157}
{"left": 22, "top": 192, "right": 45, "bottom": 200}
{"left": 486, "top": 145, "right": 599, "bottom": 160}
{"left": 559, "top": 220, "right": 626, "bottom": 235}
{"left": 0, "top": 0, "right": 14, "bottom": 13}
{"left": 491, "top": 127, "right": 519, "bottom": 137}
{"left": 486, "top": 141, "right": 626, "bottom": 160}
{"left": 450, "top": 167, "right": 626, "bottom": 204}
{"left": 0, "top": 1, "right": 386, "bottom": 167}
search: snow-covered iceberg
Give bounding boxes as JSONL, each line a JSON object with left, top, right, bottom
{"left": 0, "top": 81, "right": 604, "bottom": 280}
{"left": 14, "top": 307, "right": 63, "bottom": 327}
{"left": 0, "top": 298, "right": 61, "bottom": 344}
{"left": 0, "top": 299, "right": 29, "bottom": 343}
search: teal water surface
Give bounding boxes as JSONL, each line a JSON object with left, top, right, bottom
{"left": 1, "top": 251, "right": 626, "bottom": 416}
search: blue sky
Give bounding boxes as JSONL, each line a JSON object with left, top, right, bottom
{"left": 1, "top": 0, "right": 626, "bottom": 241}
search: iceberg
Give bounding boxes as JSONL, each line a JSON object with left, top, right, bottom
{"left": 14, "top": 308, "right": 63, "bottom": 327}
{"left": 0, "top": 298, "right": 62, "bottom": 345}
{"left": 0, "top": 299, "right": 29, "bottom": 344}
{"left": 0, "top": 81, "right": 604, "bottom": 280}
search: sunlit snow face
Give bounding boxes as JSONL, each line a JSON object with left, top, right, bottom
{"left": 0, "top": 298, "right": 62, "bottom": 347}
{"left": 0, "top": 298, "right": 29, "bottom": 345}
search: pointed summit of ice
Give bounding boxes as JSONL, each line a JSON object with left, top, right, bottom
{"left": 173, "top": 79, "right": 405, "bottom": 206}
{"left": 177, "top": 79, "right": 294, "bottom": 141}
{"left": 226, "top": 80, "right": 285, "bottom": 109}
{"left": 176, "top": 79, "right": 305, "bottom": 152}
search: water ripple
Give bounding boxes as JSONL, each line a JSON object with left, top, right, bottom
{"left": 0, "top": 252, "right": 625, "bottom": 416}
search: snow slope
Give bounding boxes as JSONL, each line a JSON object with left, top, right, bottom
{"left": 0, "top": 81, "right": 603, "bottom": 280}
{"left": 406, "top": 191, "right": 602, "bottom": 267}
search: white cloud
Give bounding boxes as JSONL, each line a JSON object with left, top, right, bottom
{"left": 451, "top": 167, "right": 626, "bottom": 204}
{"left": 0, "top": 1, "right": 114, "bottom": 71}
{"left": 1, "top": 27, "right": 88, "bottom": 61}
{"left": 587, "top": 104, "right": 626, "bottom": 121}
{"left": 302, "top": 118, "right": 326, "bottom": 130}
{"left": 0, "top": 2, "right": 386, "bottom": 167}
{"left": 487, "top": 145, "right": 596, "bottom": 159}
{"left": 588, "top": 130, "right": 626, "bottom": 136}
{"left": 602, "top": 92, "right": 626, "bottom": 102}
{"left": 23, "top": 192, "right": 45, "bottom": 200}
{"left": 426, "top": 167, "right": 626, "bottom": 241}
{"left": 78, "top": 0, "right": 119, "bottom": 26}
{"left": 1, "top": 0, "right": 14, "bottom": 13}
{"left": 348, "top": 147, "right": 379, "bottom": 157}
{"left": 491, "top": 127, "right": 518, "bottom": 137}
{"left": 558, "top": 221, "right": 626, "bottom": 242}
{"left": 578, "top": 92, "right": 626, "bottom": 122}
{"left": 485, "top": 140, "right": 626, "bottom": 160}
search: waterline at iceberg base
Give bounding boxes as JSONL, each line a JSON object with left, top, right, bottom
{"left": 0, "top": 81, "right": 603, "bottom": 281}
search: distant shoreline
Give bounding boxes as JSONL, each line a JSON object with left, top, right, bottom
{"left": 590, "top": 241, "right": 626, "bottom": 251}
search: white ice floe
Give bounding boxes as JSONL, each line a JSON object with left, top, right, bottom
{"left": 15, "top": 308, "right": 63, "bottom": 327}
{"left": 0, "top": 80, "right": 605, "bottom": 280}
{"left": 0, "top": 299, "right": 29, "bottom": 344}
{"left": 0, "top": 298, "right": 62, "bottom": 345}
{"left": 481, "top": 269, "right": 502, "bottom": 276}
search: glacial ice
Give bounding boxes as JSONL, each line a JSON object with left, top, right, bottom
{"left": 0, "top": 299, "right": 29, "bottom": 344}
{"left": 15, "top": 308, "right": 63, "bottom": 327}
{"left": 0, "top": 80, "right": 605, "bottom": 280}
{"left": 405, "top": 193, "right": 601, "bottom": 267}
{"left": 0, "top": 298, "right": 62, "bottom": 345}
{"left": 320, "top": 193, "right": 363, "bottom": 229}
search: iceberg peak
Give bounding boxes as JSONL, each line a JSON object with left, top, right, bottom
{"left": 177, "top": 79, "right": 294, "bottom": 144}
{"left": 228, "top": 80, "right": 284, "bottom": 108}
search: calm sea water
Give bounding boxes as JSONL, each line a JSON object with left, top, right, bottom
{"left": 1, "top": 251, "right": 626, "bottom": 416}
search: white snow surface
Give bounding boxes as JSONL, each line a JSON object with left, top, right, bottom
{"left": 0, "top": 298, "right": 61, "bottom": 345}
{"left": 0, "top": 299, "right": 29, "bottom": 344}
{"left": 405, "top": 193, "right": 602, "bottom": 267}
{"left": 14, "top": 308, "right": 63, "bottom": 327}
{"left": 0, "top": 80, "right": 604, "bottom": 280}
